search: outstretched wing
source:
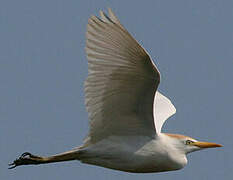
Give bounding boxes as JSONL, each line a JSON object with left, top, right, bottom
{"left": 84, "top": 9, "right": 174, "bottom": 144}
{"left": 153, "top": 91, "right": 176, "bottom": 133}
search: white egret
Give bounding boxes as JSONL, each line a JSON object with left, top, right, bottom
{"left": 9, "top": 8, "right": 222, "bottom": 173}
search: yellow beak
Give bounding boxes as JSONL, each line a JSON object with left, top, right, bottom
{"left": 193, "top": 141, "right": 222, "bottom": 148}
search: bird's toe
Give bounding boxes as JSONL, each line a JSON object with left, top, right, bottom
{"left": 8, "top": 152, "right": 41, "bottom": 169}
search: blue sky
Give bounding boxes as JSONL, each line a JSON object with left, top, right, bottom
{"left": 1, "top": 0, "right": 232, "bottom": 179}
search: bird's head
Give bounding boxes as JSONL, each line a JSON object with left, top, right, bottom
{"left": 164, "top": 133, "right": 222, "bottom": 154}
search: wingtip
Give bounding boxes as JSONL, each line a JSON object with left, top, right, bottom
{"left": 99, "top": 10, "right": 104, "bottom": 16}
{"left": 98, "top": 8, "right": 113, "bottom": 16}
{"left": 107, "top": 7, "right": 112, "bottom": 13}
{"left": 108, "top": 8, "right": 115, "bottom": 18}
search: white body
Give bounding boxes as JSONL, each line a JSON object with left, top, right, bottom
{"left": 9, "top": 8, "right": 221, "bottom": 172}
{"left": 79, "top": 134, "right": 187, "bottom": 173}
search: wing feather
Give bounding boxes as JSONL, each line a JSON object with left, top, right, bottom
{"left": 153, "top": 92, "right": 176, "bottom": 133}
{"left": 84, "top": 9, "right": 174, "bottom": 144}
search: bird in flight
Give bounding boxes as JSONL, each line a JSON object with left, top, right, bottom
{"left": 9, "top": 8, "right": 222, "bottom": 173}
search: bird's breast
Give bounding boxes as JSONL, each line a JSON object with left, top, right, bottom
{"left": 79, "top": 136, "right": 187, "bottom": 173}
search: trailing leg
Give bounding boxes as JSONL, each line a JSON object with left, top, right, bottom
{"left": 9, "top": 149, "right": 81, "bottom": 169}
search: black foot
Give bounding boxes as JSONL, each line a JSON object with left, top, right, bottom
{"left": 9, "top": 152, "right": 41, "bottom": 169}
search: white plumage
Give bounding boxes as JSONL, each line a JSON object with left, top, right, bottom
{"left": 9, "top": 8, "right": 222, "bottom": 173}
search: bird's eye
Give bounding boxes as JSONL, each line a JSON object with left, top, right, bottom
{"left": 185, "top": 140, "right": 194, "bottom": 145}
